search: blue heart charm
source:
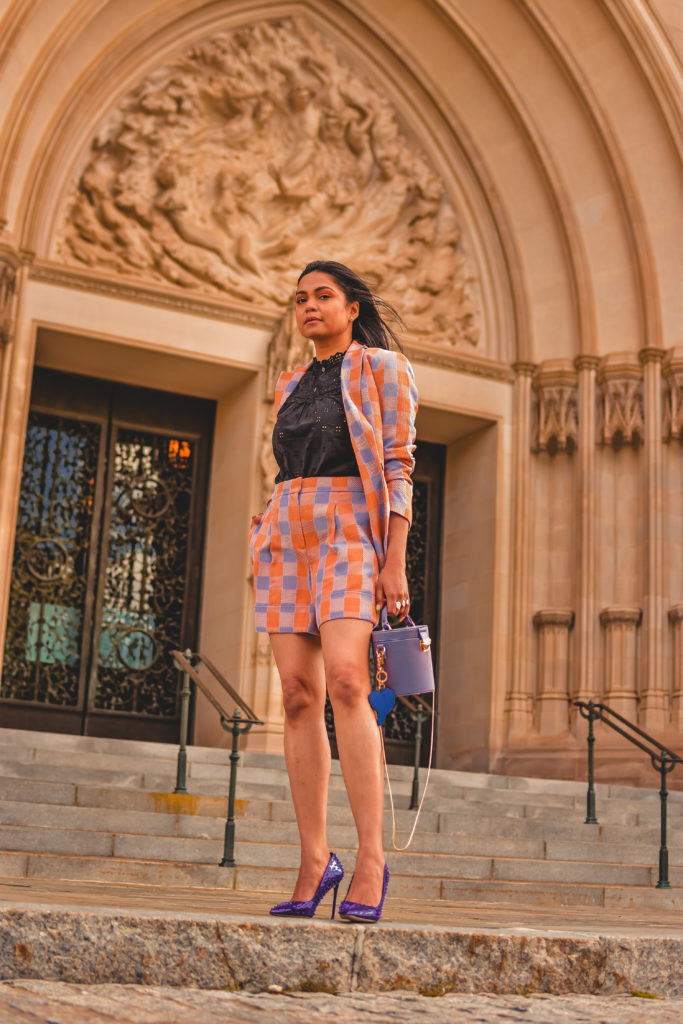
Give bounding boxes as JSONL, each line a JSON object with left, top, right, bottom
{"left": 369, "top": 688, "right": 395, "bottom": 726}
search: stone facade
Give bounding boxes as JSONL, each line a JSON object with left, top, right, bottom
{"left": 0, "top": 0, "right": 681, "bottom": 786}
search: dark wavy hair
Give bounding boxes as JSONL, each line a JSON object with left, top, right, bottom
{"left": 297, "top": 260, "right": 404, "bottom": 351}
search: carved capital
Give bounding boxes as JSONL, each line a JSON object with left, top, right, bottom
{"left": 668, "top": 604, "right": 683, "bottom": 625}
{"left": 574, "top": 354, "right": 600, "bottom": 373}
{"left": 662, "top": 347, "right": 683, "bottom": 444}
{"left": 0, "top": 245, "right": 22, "bottom": 348}
{"left": 513, "top": 361, "right": 536, "bottom": 377}
{"left": 638, "top": 346, "right": 666, "bottom": 366}
{"left": 597, "top": 353, "right": 644, "bottom": 450}
{"left": 532, "top": 360, "right": 578, "bottom": 455}
{"left": 533, "top": 609, "right": 575, "bottom": 629}
{"left": 56, "top": 17, "right": 481, "bottom": 352}
{"left": 599, "top": 606, "right": 642, "bottom": 628}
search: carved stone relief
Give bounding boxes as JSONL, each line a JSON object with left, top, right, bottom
{"left": 57, "top": 17, "right": 480, "bottom": 351}
{"left": 531, "top": 361, "right": 578, "bottom": 455}
{"left": 597, "top": 356, "right": 644, "bottom": 449}
{"left": 0, "top": 249, "right": 20, "bottom": 348}
{"left": 663, "top": 348, "right": 683, "bottom": 444}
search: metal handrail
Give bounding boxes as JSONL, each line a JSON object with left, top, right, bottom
{"left": 574, "top": 699, "right": 683, "bottom": 889}
{"left": 171, "top": 649, "right": 264, "bottom": 868}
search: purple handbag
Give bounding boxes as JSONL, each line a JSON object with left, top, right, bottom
{"left": 369, "top": 607, "right": 435, "bottom": 725}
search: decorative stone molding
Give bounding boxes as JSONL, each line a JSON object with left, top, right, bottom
{"left": 0, "top": 246, "right": 22, "bottom": 348}
{"left": 597, "top": 353, "right": 644, "bottom": 449}
{"left": 29, "top": 260, "right": 278, "bottom": 331}
{"left": 669, "top": 605, "right": 683, "bottom": 731}
{"left": 533, "top": 609, "right": 574, "bottom": 735}
{"left": 531, "top": 360, "right": 578, "bottom": 455}
{"left": 662, "top": 347, "right": 683, "bottom": 444}
{"left": 599, "top": 606, "right": 642, "bottom": 720}
{"left": 56, "top": 17, "right": 481, "bottom": 352}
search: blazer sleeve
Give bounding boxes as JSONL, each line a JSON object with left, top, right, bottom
{"left": 370, "top": 349, "right": 418, "bottom": 525}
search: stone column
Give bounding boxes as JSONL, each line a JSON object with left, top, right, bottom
{"left": 639, "top": 347, "right": 667, "bottom": 731}
{"left": 669, "top": 605, "right": 683, "bottom": 732}
{"left": 0, "top": 245, "right": 23, "bottom": 446}
{"left": 573, "top": 355, "right": 600, "bottom": 715}
{"left": 506, "top": 362, "right": 536, "bottom": 739}
{"left": 533, "top": 609, "right": 574, "bottom": 735}
{"left": 599, "top": 606, "right": 642, "bottom": 719}
{"left": 0, "top": 244, "right": 33, "bottom": 663}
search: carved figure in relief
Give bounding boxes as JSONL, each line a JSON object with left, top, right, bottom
{"left": 58, "top": 16, "right": 481, "bottom": 349}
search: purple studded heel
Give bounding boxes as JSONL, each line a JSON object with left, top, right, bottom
{"left": 269, "top": 852, "right": 344, "bottom": 919}
{"left": 338, "top": 863, "right": 390, "bottom": 923}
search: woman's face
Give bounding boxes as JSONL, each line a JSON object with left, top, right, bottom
{"left": 295, "top": 272, "right": 358, "bottom": 343}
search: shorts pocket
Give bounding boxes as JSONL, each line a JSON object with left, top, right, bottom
{"left": 250, "top": 501, "right": 274, "bottom": 561}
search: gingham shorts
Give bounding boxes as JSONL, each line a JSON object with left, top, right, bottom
{"left": 250, "top": 476, "right": 379, "bottom": 635}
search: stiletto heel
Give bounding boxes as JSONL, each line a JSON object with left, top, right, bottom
{"left": 338, "top": 863, "right": 390, "bottom": 923}
{"left": 269, "top": 853, "right": 344, "bottom": 919}
{"left": 330, "top": 881, "right": 340, "bottom": 919}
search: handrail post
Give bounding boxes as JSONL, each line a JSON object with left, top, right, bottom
{"left": 410, "top": 709, "right": 427, "bottom": 810}
{"left": 584, "top": 701, "right": 598, "bottom": 824}
{"left": 220, "top": 708, "right": 244, "bottom": 868}
{"left": 656, "top": 753, "right": 672, "bottom": 889}
{"left": 174, "top": 648, "right": 193, "bottom": 795}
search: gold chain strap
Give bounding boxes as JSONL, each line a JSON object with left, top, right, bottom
{"left": 375, "top": 645, "right": 388, "bottom": 689}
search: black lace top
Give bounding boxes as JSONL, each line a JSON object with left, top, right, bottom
{"left": 273, "top": 350, "right": 360, "bottom": 483}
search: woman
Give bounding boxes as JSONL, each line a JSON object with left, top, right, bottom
{"left": 249, "top": 260, "right": 417, "bottom": 922}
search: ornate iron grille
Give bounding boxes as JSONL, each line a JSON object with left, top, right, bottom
{"left": 1, "top": 412, "right": 100, "bottom": 706}
{"left": 90, "top": 429, "right": 195, "bottom": 718}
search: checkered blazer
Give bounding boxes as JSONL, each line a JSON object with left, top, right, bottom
{"left": 273, "top": 340, "right": 418, "bottom": 564}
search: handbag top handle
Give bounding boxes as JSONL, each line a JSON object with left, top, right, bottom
{"left": 378, "top": 607, "right": 416, "bottom": 630}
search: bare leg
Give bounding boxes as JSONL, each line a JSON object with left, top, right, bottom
{"left": 320, "top": 618, "right": 385, "bottom": 907}
{"left": 268, "top": 632, "right": 331, "bottom": 900}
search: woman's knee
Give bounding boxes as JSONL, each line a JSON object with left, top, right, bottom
{"left": 280, "top": 673, "right": 323, "bottom": 721}
{"left": 326, "top": 662, "right": 368, "bottom": 711}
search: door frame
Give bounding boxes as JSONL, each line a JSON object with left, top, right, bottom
{"left": 0, "top": 366, "right": 215, "bottom": 742}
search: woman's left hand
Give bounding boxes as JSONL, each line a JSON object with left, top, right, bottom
{"left": 375, "top": 560, "right": 410, "bottom": 621}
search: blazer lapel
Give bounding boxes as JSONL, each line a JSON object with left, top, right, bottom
{"left": 274, "top": 363, "right": 310, "bottom": 414}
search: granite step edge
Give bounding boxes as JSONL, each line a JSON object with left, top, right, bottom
{"left": 1, "top": 904, "right": 682, "bottom": 996}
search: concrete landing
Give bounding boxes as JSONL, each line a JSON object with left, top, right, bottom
{"left": 1, "top": 983, "right": 682, "bottom": 1024}
{"left": 1, "top": 878, "right": 682, "bottom": 998}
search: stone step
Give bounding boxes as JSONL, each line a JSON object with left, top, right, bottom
{"left": 5, "top": 761, "right": 680, "bottom": 827}
{"left": 3, "top": 726, "right": 682, "bottom": 803}
{"left": 1, "top": 850, "right": 681, "bottom": 910}
{"left": 3, "top": 823, "right": 680, "bottom": 890}
{"left": 5, "top": 746, "right": 681, "bottom": 815}
{"left": 3, "top": 777, "right": 683, "bottom": 852}
{"left": 1, "top": 801, "right": 681, "bottom": 868}
{"left": 2, "top": 900, "right": 682, "bottom": 997}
